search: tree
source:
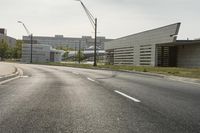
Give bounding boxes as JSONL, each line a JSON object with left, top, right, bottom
{"left": 0, "top": 39, "right": 9, "bottom": 60}
{"left": 62, "top": 51, "right": 69, "bottom": 61}
{"left": 75, "top": 50, "right": 85, "bottom": 62}
{"left": 56, "top": 46, "right": 74, "bottom": 51}
{"left": 13, "top": 40, "right": 22, "bottom": 59}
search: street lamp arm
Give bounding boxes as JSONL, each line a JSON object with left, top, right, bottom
{"left": 80, "top": 1, "right": 95, "bottom": 21}
{"left": 17, "top": 21, "right": 31, "bottom": 36}
{"left": 77, "top": 1, "right": 95, "bottom": 29}
{"left": 22, "top": 23, "right": 31, "bottom": 36}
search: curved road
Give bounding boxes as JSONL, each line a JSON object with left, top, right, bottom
{"left": 0, "top": 63, "right": 200, "bottom": 132}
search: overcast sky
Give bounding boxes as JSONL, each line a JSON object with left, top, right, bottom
{"left": 1, "top": 0, "right": 200, "bottom": 40}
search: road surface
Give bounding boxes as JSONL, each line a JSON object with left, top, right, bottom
{"left": 0, "top": 63, "right": 200, "bottom": 133}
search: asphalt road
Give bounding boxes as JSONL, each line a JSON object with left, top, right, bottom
{"left": 0, "top": 63, "right": 200, "bottom": 133}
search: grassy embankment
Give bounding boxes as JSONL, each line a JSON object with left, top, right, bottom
{"left": 39, "top": 62, "right": 200, "bottom": 79}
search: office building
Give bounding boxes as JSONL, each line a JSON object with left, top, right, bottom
{"left": 23, "top": 35, "right": 112, "bottom": 50}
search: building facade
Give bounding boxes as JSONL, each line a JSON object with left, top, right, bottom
{"left": 157, "top": 40, "right": 200, "bottom": 67}
{"left": 105, "top": 23, "right": 200, "bottom": 68}
{"left": 105, "top": 23, "right": 180, "bottom": 66}
{"left": 23, "top": 35, "right": 112, "bottom": 50}
{"left": 21, "top": 44, "right": 64, "bottom": 63}
{"left": 0, "top": 28, "right": 16, "bottom": 47}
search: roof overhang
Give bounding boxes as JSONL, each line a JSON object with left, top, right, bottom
{"left": 157, "top": 40, "right": 200, "bottom": 47}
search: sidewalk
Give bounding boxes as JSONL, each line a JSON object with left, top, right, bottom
{"left": 0, "top": 62, "right": 16, "bottom": 77}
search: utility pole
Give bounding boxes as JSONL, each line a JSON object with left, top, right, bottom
{"left": 78, "top": 40, "right": 81, "bottom": 64}
{"left": 75, "top": 44, "right": 77, "bottom": 62}
{"left": 18, "top": 21, "right": 33, "bottom": 63}
{"left": 76, "top": 0, "right": 97, "bottom": 66}
{"left": 94, "top": 18, "right": 97, "bottom": 66}
{"left": 30, "top": 34, "right": 33, "bottom": 63}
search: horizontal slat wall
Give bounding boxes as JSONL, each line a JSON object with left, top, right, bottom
{"left": 114, "top": 47, "right": 134, "bottom": 65}
{"left": 139, "top": 45, "right": 152, "bottom": 66}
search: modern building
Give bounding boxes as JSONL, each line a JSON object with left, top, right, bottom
{"left": 21, "top": 44, "right": 64, "bottom": 63}
{"left": 0, "top": 28, "right": 16, "bottom": 47}
{"left": 105, "top": 23, "right": 200, "bottom": 68}
{"left": 23, "top": 35, "right": 112, "bottom": 50}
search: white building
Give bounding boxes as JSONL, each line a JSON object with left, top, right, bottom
{"left": 21, "top": 44, "right": 64, "bottom": 63}
{"left": 105, "top": 23, "right": 200, "bottom": 68}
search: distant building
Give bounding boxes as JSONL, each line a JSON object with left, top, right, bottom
{"left": 0, "top": 28, "right": 16, "bottom": 47}
{"left": 105, "top": 23, "right": 200, "bottom": 68}
{"left": 21, "top": 44, "right": 64, "bottom": 63}
{"left": 68, "top": 49, "right": 106, "bottom": 62}
{"left": 23, "top": 35, "right": 112, "bottom": 50}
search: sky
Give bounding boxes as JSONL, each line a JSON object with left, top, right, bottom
{"left": 1, "top": 0, "right": 200, "bottom": 40}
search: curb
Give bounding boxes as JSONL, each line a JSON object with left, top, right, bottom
{"left": 0, "top": 67, "right": 20, "bottom": 82}
{"left": 79, "top": 67, "right": 166, "bottom": 78}
{"left": 78, "top": 67, "right": 200, "bottom": 85}
{"left": 165, "top": 75, "right": 200, "bottom": 85}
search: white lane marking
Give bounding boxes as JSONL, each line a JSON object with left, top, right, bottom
{"left": 72, "top": 72, "right": 79, "bottom": 75}
{"left": 0, "top": 68, "right": 24, "bottom": 85}
{"left": 20, "top": 75, "right": 29, "bottom": 78}
{"left": 0, "top": 76, "right": 20, "bottom": 85}
{"left": 114, "top": 90, "right": 141, "bottom": 103}
{"left": 87, "top": 77, "right": 95, "bottom": 82}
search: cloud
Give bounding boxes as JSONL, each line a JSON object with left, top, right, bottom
{"left": 1, "top": 0, "right": 199, "bottom": 39}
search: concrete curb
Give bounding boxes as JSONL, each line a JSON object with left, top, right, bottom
{"left": 84, "top": 67, "right": 166, "bottom": 78}
{"left": 165, "top": 76, "right": 200, "bottom": 85}
{"left": 0, "top": 67, "right": 20, "bottom": 82}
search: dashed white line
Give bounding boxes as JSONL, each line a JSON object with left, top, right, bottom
{"left": 114, "top": 90, "right": 141, "bottom": 103}
{"left": 72, "top": 72, "right": 79, "bottom": 75}
{"left": 20, "top": 75, "right": 29, "bottom": 78}
{"left": 87, "top": 77, "right": 95, "bottom": 82}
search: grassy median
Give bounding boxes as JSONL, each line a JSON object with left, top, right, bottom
{"left": 36, "top": 62, "right": 200, "bottom": 79}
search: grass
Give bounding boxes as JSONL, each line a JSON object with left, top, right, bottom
{"left": 34, "top": 62, "right": 200, "bottom": 79}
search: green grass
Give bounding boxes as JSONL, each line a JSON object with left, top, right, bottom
{"left": 36, "top": 62, "right": 200, "bottom": 79}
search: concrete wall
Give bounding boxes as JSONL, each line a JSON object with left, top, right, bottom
{"left": 177, "top": 44, "right": 200, "bottom": 67}
{"left": 105, "top": 23, "right": 180, "bottom": 66}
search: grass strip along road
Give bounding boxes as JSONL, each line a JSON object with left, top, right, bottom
{"left": 37, "top": 62, "right": 200, "bottom": 79}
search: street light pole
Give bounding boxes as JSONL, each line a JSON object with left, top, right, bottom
{"left": 76, "top": 0, "right": 97, "bottom": 66}
{"left": 18, "top": 21, "right": 33, "bottom": 63}
{"left": 78, "top": 40, "right": 81, "bottom": 64}
{"left": 30, "top": 34, "right": 33, "bottom": 63}
{"left": 94, "top": 18, "right": 97, "bottom": 66}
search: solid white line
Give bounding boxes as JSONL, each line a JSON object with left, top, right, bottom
{"left": 114, "top": 90, "right": 141, "bottom": 103}
{"left": 0, "top": 76, "right": 20, "bottom": 85}
{"left": 0, "top": 68, "right": 23, "bottom": 85}
{"left": 87, "top": 77, "right": 95, "bottom": 82}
